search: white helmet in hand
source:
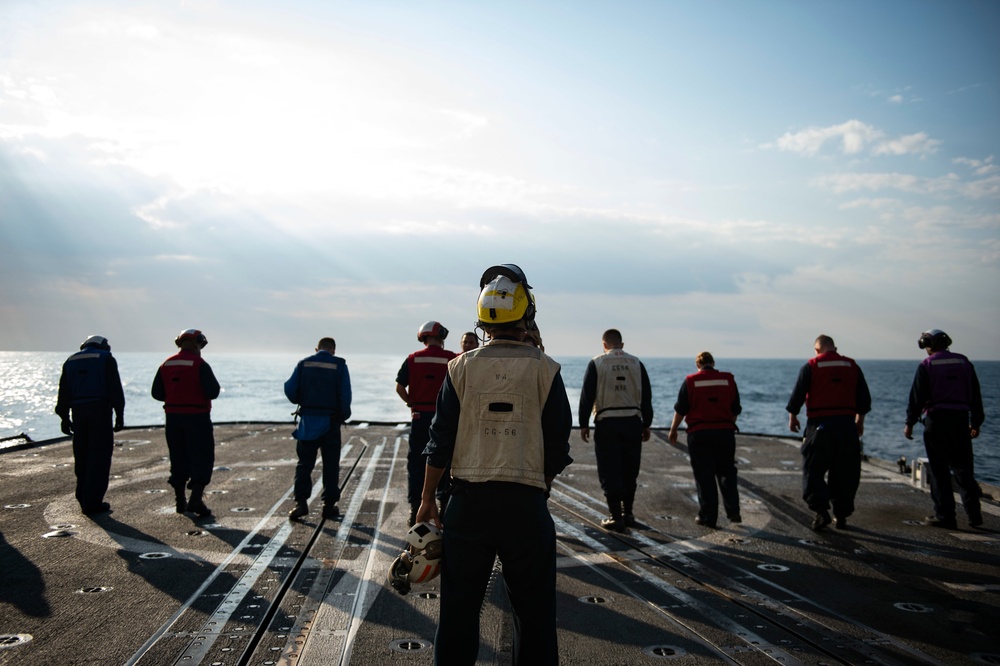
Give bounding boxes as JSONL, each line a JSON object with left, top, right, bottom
{"left": 387, "top": 522, "right": 443, "bottom": 595}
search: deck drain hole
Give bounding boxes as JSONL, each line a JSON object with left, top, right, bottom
{"left": 232, "top": 507, "right": 255, "bottom": 512}
{"left": 42, "top": 530, "right": 73, "bottom": 538}
{"left": 643, "top": 645, "right": 687, "bottom": 659}
{"left": 214, "top": 466, "right": 231, "bottom": 471}
{"left": 417, "top": 592, "right": 439, "bottom": 600}
{"left": 0, "top": 634, "right": 32, "bottom": 649}
{"left": 77, "top": 586, "right": 113, "bottom": 594}
{"left": 894, "top": 602, "right": 933, "bottom": 613}
{"left": 207, "top": 490, "right": 229, "bottom": 495}
{"left": 4, "top": 504, "right": 31, "bottom": 509}
{"left": 187, "top": 530, "right": 210, "bottom": 537}
{"left": 657, "top": 515, "right": 679, "bottom": 521}
{"left": 257, "top": 466, "right": 274, "bottom": 471}
{"left": 757, "top": 564, "right": 789, "bottom": 572}
{"left": 51, "top": 524, "right": 77, "bottom": 530}
{"left": 236, "top": 477, "right": 256, "bottom": 482}
{"left": 145, "top": 489, "right": 167, "bottom": 494}
{"left": 727, "top": 537, "right": 747, "bottom": 544}
{"left": 971, "top": 653, "right": 1000, "bottom": 664}
{"left": 903, "top": 520, "right": 925, "bottom": 526}
{"left": 578, "top": 595, "right": 610, "bottom": 604}
{"left": 798, "top": 539, "right": 822, "bottom": 546}
{"left": 389, "top": 638, "right": 431, "bottom": 653}
{"left": 139, "top": 552, "right": 172, "bottom": 560}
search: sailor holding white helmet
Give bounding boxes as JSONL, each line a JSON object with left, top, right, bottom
{"left": 416, "top": 264, "right": 572, "bottom": 665}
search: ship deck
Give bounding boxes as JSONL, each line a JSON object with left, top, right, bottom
{"left": 1, "top": 423, "right": 999, "bottom": 665}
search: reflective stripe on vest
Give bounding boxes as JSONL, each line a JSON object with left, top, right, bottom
{"left": 806, "top": 354, "right": 858, "bottom": 418}
{"left": 406, "top": 348, "right": 454, "bottom": 412}
{"left": 298, "top": 356, "right": 342, "bottom": 413}
{"left": 685, "top": 370, "right": 737, "bottom": 433}
{"left": 923, "top": 352, "right": 973, "bottom": 412}
{"left": 160, "top": 353, "right": 210, "bottom": 413}
{"left": 64, "top": 351, "right": 109, "bottom": 405}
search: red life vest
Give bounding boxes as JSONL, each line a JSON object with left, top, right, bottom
{"left": 159, "top": 350, "right": 211, "bottom": 414}
{"left": 805, "top": 352, "right": 859, "bottom": 418}
{"left": 684, "top": 368, "right": 738, "bottom": 433}
{"left": 406, "top": 346, "right": 456, "bottom": 412}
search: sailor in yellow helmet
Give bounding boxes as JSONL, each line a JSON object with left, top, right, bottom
{"left": 416, "top": 263, "right": 572, "bottom": 665}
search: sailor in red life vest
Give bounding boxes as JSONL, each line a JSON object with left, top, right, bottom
{"left": 151, "top": 329, "right": 221, "bottom": 518}
{"left": 396, "top": 321, "right": 456, "bottom": 526}
{"left": 668, "top": 351, "right": 742, "bottom": 529}
{"left": 904, "top": 329, "right": 985, "bottom": 529}
{"left": 786, "top": 334, "right": 871, "bottom": 531}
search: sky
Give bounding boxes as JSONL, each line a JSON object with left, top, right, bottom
{"left": 1, "top": 0, "right": 998, "bottom": 360}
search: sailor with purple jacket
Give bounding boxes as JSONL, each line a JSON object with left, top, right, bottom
{"left": 904, "top": 329, "right": 985, "bottom": 529}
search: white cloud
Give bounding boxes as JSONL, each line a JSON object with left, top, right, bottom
{"left": 872, "top": 132, "right": 940, "bottom": 156}
{"left": 771, "top": 121, "right": 941, "bottom": 158}
{"left": 954, "top": 155, "right": 998, "bottom": 176}
{"left": 774, "top": 119, "right": 882, "bottom": 155}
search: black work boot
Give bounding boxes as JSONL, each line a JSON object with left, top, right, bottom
{"left": 187, "top": 485, "right": 212, "bottom": 518}
{"left": 602, "top": 497, "right": 626, "bottom": 532}
{"left": 288, "top": 501, "right": 309, "bottom": 520}
{"left": 623, "top": 497, "right": 637, "bottom": 527}
{"left": 172, "top": 484, "right": 187, "bottom": 514}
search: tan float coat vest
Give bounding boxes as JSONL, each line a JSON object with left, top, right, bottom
{"left": 592, "top": 349, "right": 643, "bottom": 421}
{"left": 449, "top": 340, "right": 559, "bottom": 490}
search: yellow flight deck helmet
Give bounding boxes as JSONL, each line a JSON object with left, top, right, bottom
{"left": 477, "top": 264, "right": 536, "bottom": 326}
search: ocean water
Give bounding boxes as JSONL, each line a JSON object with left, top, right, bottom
{"left": 2, "top": 351, "right": 998, "bottom": 485}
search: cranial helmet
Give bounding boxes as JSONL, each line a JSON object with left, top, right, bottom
{"left": 417, "top": 321, "right": 449, "bottom": 342}
{"left": 477, "top": 264, "right": 536, "bottom": 327}
{"left": 175, "top": 328, "right": 208, "bottom": 349}
{"left": 80, "top": 335, "right": 110, "bottom": 351}
{"left": 387, "top": 521, "right": 443, "bottom": 595}
{"left": 918, "top": 329, "right": 952, "bottom": 351}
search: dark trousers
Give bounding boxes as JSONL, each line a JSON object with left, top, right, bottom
{"left": 436, "top": 482, "right": 558, "bottom": 665}
{"left": 687, "top": 429, "right": 740, "bottom": 523}
{"left": 594, "top": 416, "right": 644, "bottom": 514}
{"left": 294, "top": 425, "right": 342, "bottom": 504}
{"left": 801, "top": 416, "right": 861, "bottom": 518}
{"left": 923, "top": 410, "right": 982, "bottom": 521}
{"left": 407, "top": 411, "right": 451, "bottom": 509}
{"left": 165, "top": 412, "right": 215, "bottom": 489}
{"left": 70, "top": 403, "right": 115, "bottom": 511}
{"left": 407, "top": 411, "right": 433, "bottom": 508}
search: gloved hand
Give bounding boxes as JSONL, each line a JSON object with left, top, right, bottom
{"left": 60, "top": 418, "right": 73, "bottom": 436}
{"left": 114, "top": 413, "right": 124, "bottom": 432}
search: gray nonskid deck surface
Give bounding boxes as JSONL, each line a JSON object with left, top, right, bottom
{"left": 1, "top": 423, "right": 998, "bottom": 665}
